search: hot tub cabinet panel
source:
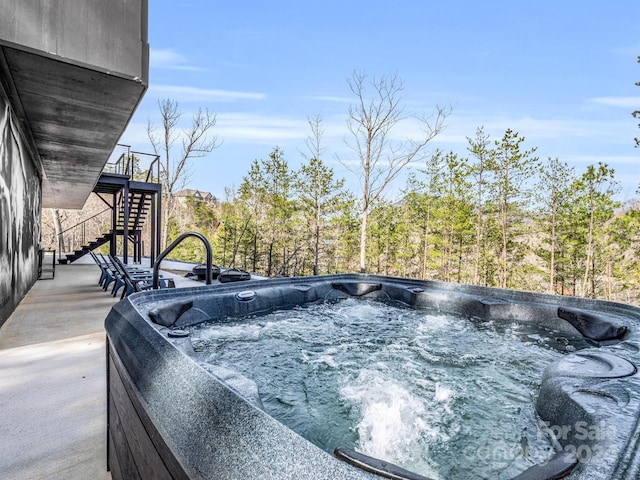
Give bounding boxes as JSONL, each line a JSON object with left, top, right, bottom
{"left": 105, "top": 274, "right": 640, "bottom": 480}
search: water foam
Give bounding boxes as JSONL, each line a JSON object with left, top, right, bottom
{"left": 434, "top": 383, "right": 454, "bottom": 403}
{"left": 340, "top": 369, "right": 442, "bottom": 479}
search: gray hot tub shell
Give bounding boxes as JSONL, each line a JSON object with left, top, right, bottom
{"left": 105, "top": 274, "right": 640, "bottom": 480}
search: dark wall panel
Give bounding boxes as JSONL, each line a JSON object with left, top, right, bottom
{"left": 0, "top": 89, "right": 41, "bottom": 326}
{"left": 0, "top": 0, "right": 148, "bottom": 81}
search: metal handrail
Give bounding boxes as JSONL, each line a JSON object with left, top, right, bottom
{"left": 60, "top": 207, "right": 112, "bottom": 235}
{"left": 56, "top": 207, "right": 112, "bottom": 254}
{"left": 153, "top": 232, "right": 213, "bottom": 289}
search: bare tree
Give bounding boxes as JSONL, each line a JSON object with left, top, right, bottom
{"left": 343, "top": 71, "right": 450, "bottom": 272}
{"left": 50, "top": 209, "right": 65, "bottom": 254}
{"left": 302, "top": 115, "right": 326, "bottom": 164}
{"left": 147, "top": 98, "right": 220, "bottom": 249}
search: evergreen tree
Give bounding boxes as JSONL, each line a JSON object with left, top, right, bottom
{"left": 572, "top": 163, "right": 619, "bottom": 297}
{"left": 216, "top": 187, "right": 254, "bottom": 269}
{"left": 296, "top": 157, "right": 349, "bottom": 275}
{"left": 439, "top": 151, "right": 474, "bottom": 283}
{"left": 610, "top": 201, "right": 640, "bottom": 301}
{"left": 239, "top": 147, "right": 296, "bottom": 276}
{"left": 487, "top": 129, "right": 539, "bottom": 288}
{"left": 401, "top": 173, "right": 435, "bottom": 279}
{"left": 239, "top": 159, "right": 266, "bottom": 272}
{"left": 535, "top": 157, "right": 575, "bottom": 294}
{"left": 467, "top": 127, "right": 492, "bottom": 285}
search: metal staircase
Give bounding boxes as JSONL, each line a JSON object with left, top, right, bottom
{"left": 62, "top": 233, "right": 112, "bottom": 264}
{"left": 61, "top": 146, "right": 162, "bottom": 265}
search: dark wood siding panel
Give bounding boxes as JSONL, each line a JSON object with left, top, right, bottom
{"left": 107, "top": 429, "right": 124, "bottom": 480}
{"left": 109, "top": 355, "right": 173, "bottom": 480}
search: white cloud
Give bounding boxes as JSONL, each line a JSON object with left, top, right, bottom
{"left": 305, "top": 95, "right": 352, "bottom": 104}
{"left": 215, "top": 113, "right": 308, "bottom": 144}
{"left": 121, "top": 113, "right": 306, "bottom": 151}
{"left": 150, "top": 48, "right": 206, "bottom": 71}
{"left": 147, "top": 84, "right": 266, "bottom": 102}
{"left": 590, "top": 96, "right": 640, "bottom": 108}
{"left": 208, "top": 112, "right": 353, "bottom": 148}
{"left": 425, "top": 111, "right": 635, "bottom": 146}
{"left": 151, "top": 48, "right": 185, "bottom": 65}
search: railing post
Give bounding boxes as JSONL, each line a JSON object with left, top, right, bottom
{"left": 150, "top": 192, "right": 156, "bottom": 266}
{"left": 123, "top": 182, "right": 129, "bottom": 264}
{"left": 111, "top": 193, "right": 117, "bottom": 257}
{"left": 156, "top": 190, "right": 162, "bottom": 263}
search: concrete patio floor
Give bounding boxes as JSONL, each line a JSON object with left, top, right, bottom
{"left": 0, "top": 264, "right": 117, "bottom": 480}
{"left": 0, "top": 262, "right": 200, "bottom": 480}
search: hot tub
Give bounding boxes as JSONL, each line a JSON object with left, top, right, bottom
{"left": 105, "top": 274, "right": 640, "bottom": 480}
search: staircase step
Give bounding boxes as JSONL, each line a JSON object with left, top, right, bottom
{"left": 119, "top": 213, "right": 148, "bottom": 217}
{"left": 119, "top": 208, "right": 149, "bottom": 212}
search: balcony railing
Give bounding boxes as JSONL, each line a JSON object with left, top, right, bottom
{"left": 102, "top": 144, "right": 160, "bottom": 183}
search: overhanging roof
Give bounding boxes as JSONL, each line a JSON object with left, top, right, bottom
{"left": 0, "top": 41, "right": 147, "bottom": 209}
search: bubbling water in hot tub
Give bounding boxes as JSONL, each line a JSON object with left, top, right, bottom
{"left": 189, "top": 298, "right": 589, "bottom": 479}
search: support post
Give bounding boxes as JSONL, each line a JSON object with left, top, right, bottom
{"left": 110, "top": 193, "right": 117, "bottom": 257}
{"left": 123, "top": 182, "right": 129, "bottom": 264}
{"left": 150, "top": 191, "right": 156, "bottom": 266}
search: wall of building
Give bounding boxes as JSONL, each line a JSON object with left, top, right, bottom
{"left": 0, "top": 88, "right": 41, "bottom": 327}
{"left": 0, "top": 0, "right": 148, "bottom": 81}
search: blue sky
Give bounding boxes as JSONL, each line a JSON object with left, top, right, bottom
{"left": 120, "top": 1, "right": 640, "bottom": 201}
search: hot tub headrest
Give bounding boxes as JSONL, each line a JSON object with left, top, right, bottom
{"left": 149, "top": 299, "right": 193, "bottom": 327}
{"left": 558, "top": 307, "right": 628, "bottom": 341}
{"left": 331, "top": 282, "right": 382, "bottom": 297}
